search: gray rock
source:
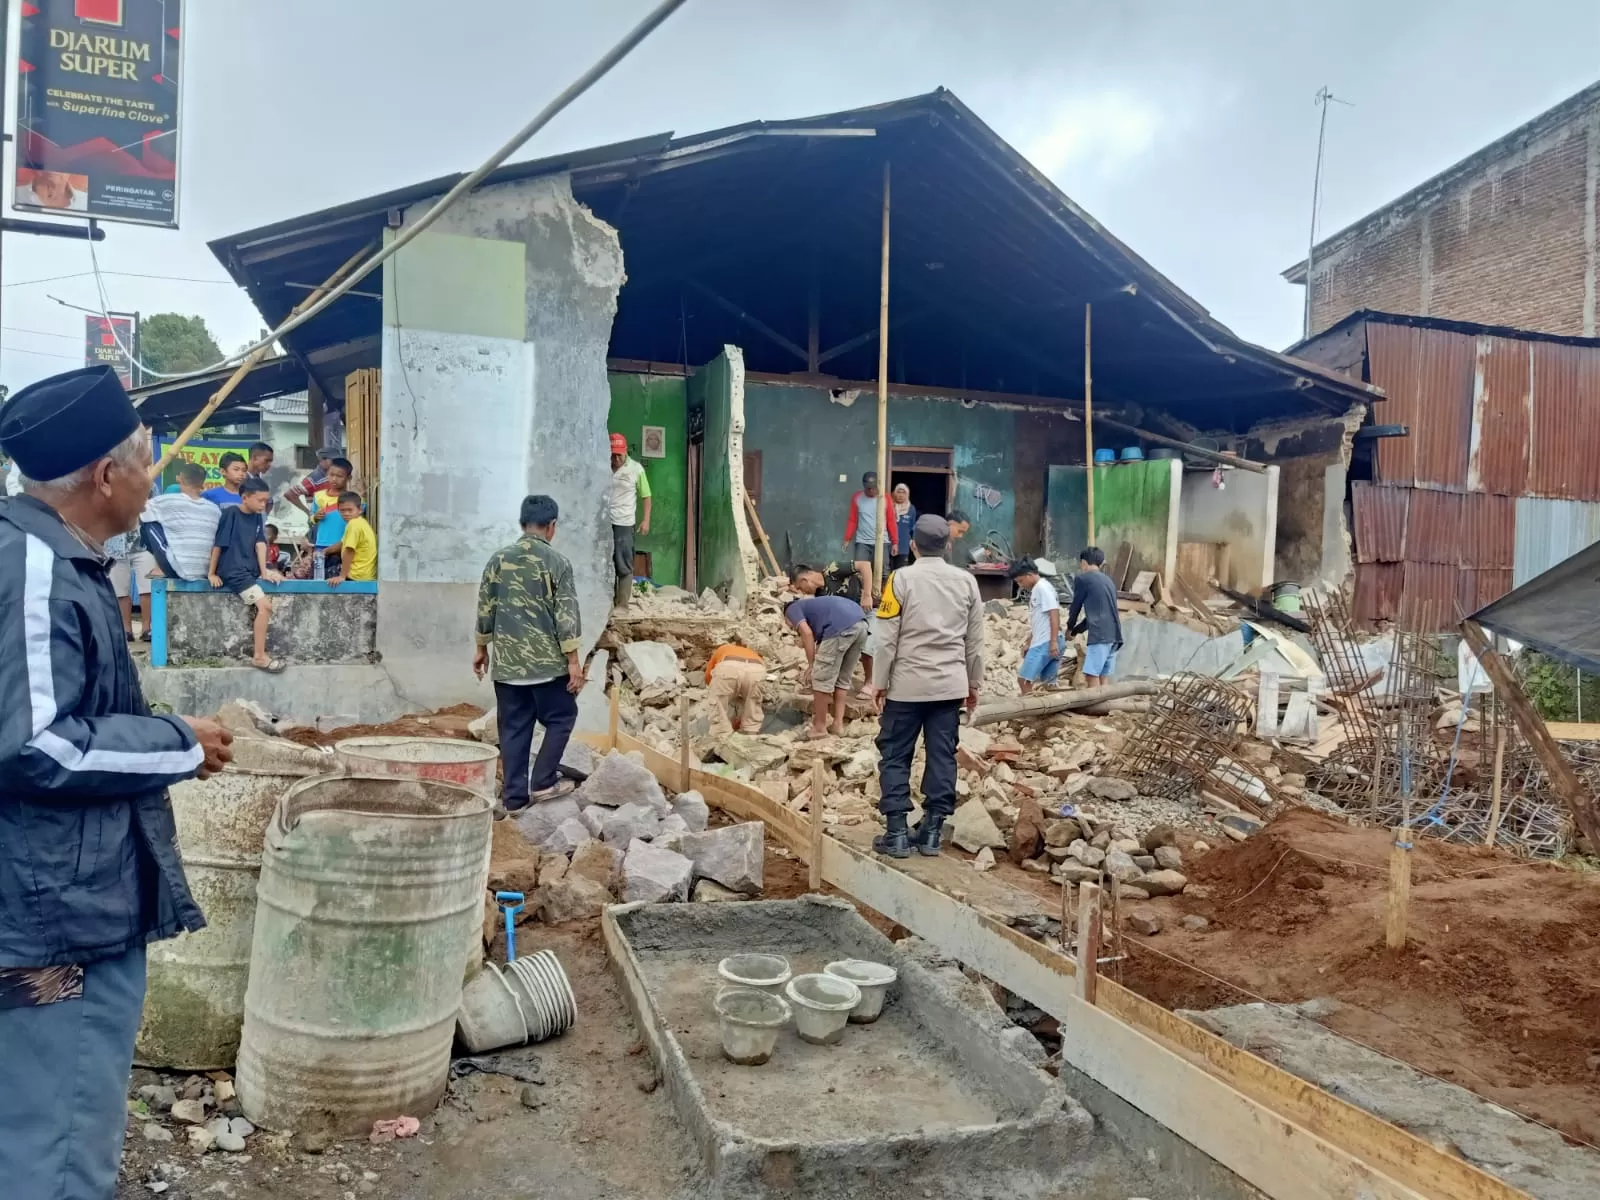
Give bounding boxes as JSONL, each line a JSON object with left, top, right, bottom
{"left": 1132, "top": 854, "right": 1158, "bottom": 872}
{"left": 692, "top": 879, "right": 747, "bottom": 902}
{"left": 170, "top": 1099, "right": 206, "bottom": 1125}
{"left": 568, "top": 840, "right": 622, "bottom": 891}
{"left": 984, "top": 599, "right": 1012, "bottom": 617}
{"left": 229, "top": 1118, "right": 254, "bottom": 1138}
{"left": 1142, "top": 823, "right": 1178, "bottom": 852}
{"left": 950, "top": 799, "right": 1007, "bottom": 853}
{"left": 656, "top": 812, "right": 689, "bottom": 839}
{"left": 468, "top": 708, "right": 499, "bottom": 745}
{"left": 653, "top": 585, "right": 697, "bottom": 604}
{"left": 1056, "top": 863, "right": 1102, "bottom": 884}
{"left": 1043, "top": 819, "right": 1081, "bottom": 847}
{"left": 578, "top": 751, "right": 668, "bottom": 811}
{"left": 675, "top": 822, "right": 764, "bottom": 894}
{"left": 1117, "top": 885, "right": 1151, "bottom": 900}
{"left": 530, "top": 730, "right": 599, "bottom": 780}
{"left": 511, "top": 797, "right": 582, "bottom": 847}
{"left": 698, "top": 587, "right": 726, "bottom": 612}
{"left": 1111, "top": 837, "right": 1143, "bottom": 855}
{"left": 537, "top": 872, "right": 612, "bottom": 923}
{"left": 141, "top": 1124, "right": 174, "bottom": 1143}
{"left": 1154, "top": 845, "right": 1184, "bottom": 871}
{"left": 203, "top": 1116, "right": 231, "bottom": 1138}
{"left": 546, "top": 819, "right": 593, "bottom": 857}
{"left": 579, "top": 805, "right": 606, "bottom": 836}
{"left": 1104, "top": 849, "right": 1143, "bottom": 884}
{"left": 1068, "top": 841, "right": 1105, "bottom": 868}
{"left": 1127, "top": 913, "right": 1163, "bottom": 936}
{"left": 1086, "top": 776, "right": 1137, "bottom": 802}
{"left": 672, "top": 790, "right": 710, "bottom": 832}
{"left": 137, "top": 1084, "right": 177, "bottom": 1112}
{"left": 601, "top": 801, "right": 662, "bottom": 845}
{"left": 1140, "top": 869, "right": 1188, "bottom": 897}
{"left": 1179, "top": 914, "right": 1211, "bottom": 932}
{"left": 618, "top": 641, "right": 681, "bottom": 690}
{"left": 622, "top": 839, "right": 694, "bottom": 903}
{"left": 214, "top": 1132, "right": 247, "bottom": 1153}
{"left": 711, "top": 733, "right": 788, "bottom": 775}
{"left": 186, "top": 1125, "right": 215, "bottom": 1152}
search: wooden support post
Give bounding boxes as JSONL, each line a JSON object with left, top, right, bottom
{"left": 608, "top": 668, "right": 620, "bottom": 752}
{"left": 809, "top": 760, "right": 827, "bottom": 891}
{"left": 149, "top": 246, "right": 371, "bottom": 478}
{"left": 1461, "top": 620, "right": 1600, "bottom": 849}
{"left": 678, "top": 694, "right": 691, "bottom": 793}
{"left": 1484, "top": 724, "right": 1507, "bottom": 848}
{"left": 306, "top": 376, "right": 326, "bottom": 453}
{"left": 1084, "top": 302, "right": 1095, "bottom": 546}
{"left": 1384, "top": 831, "right": 1410, "bottom": 950}
{"left": 873, "top": 161, "right": 891, "bottom": 599}
{"left": 1075, "top": 879, "right": 1102, "bottom": 1003}
{"left": 806, "top": 238, "right": 820, "bottom": 374}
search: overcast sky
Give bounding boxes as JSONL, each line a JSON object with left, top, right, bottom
{"left": 3, "top": 0, "right": 1598, "bottom": 391}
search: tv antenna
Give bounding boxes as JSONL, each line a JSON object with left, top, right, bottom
{"left": 1303, "top": 86, "right": 1354, "bottom": 338}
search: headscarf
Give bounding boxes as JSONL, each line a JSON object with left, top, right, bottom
{"left": 892, "top": 483, "right": 912, "bottom": 520}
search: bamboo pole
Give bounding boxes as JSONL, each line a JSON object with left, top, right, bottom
{"left": 678, "top": 694, "right": 691, "bottom": 793}
{"left": 148, "top": 247, "right": 371, "bottom": 479}
{"left": 1076, "top": 880, "right": 1102, "bottom": 1003}
{"left": 1484, "top": 723, "right": 1507, "bottom": 848}
{"left": 1084, "top": 303, "right": 1095, "bottom": 547}
{"left": 1384, "top": 831, "right": 1411, "bottom": 950}
{"left": 809, "top": 759, "right": 827, "bottom": 891}
{"left": 872, "top": 161, "right": 891, "bottom": 598}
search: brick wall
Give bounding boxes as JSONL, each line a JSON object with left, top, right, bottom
{"left": 1307, "top": 96, "right": 1600, "bottom": 337}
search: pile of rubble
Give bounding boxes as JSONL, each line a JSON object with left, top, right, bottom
{"left": 129, "top": 1070, "right": 255, "bottom": 1162}
{"left": 489, "top": 747, "right": 766, "bottom": 942}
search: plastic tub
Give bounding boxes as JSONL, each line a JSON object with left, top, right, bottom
{"left": 714, "top": 988, "right": 790, "bottom": 1066}
{"left": 457, "top": 962, "right": 530, "bottom": 1053}
{"left": 785, "top": 973, "right": 861, "bottom": 1046}
{"left": 506, "top": 950, "right": 577, "bottom": 1042}
{"left": 717, "top": 953, "right": 791, "bottom": 994}
{"left": 823, "top": 959, "right": 898, "bottom": 1024}
{"left": 1118, "top": 446, "right": 1144, "bottom": 462}
{"left": 1092, "top": 448, "right": 1117, "bottom": 464}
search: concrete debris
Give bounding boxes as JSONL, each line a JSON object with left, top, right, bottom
{"left": 618, "top": 641, "right": 683, "bottom": 691}
{"left": 692, "top": 879, "right": 748, "bottom": 902}
{"left": 600, "top": 801, "right": 662, "bottom": 845}
{"left": 709, "top": 733, "right": 789, "bottom": 775}
{"left": 957, "top": 725, "right": 994, "bottom": 757}
{"left": 675, "top": 822, "right": 764, "bottom": 895}
{"left": 215, "top": 699, "right": 277, "bottom": 739}
{"left": 569, "top": 840, "right": 622, "bottom": 890}
{"left": 579, "top": 805, "right": 606, "bottom": 837}
{"left": 186, "top": 1126, "right": 215, "bottom": 1153}
{"left": 950, "top": 799, "right": 1008, "bottom": 853}
{"left": 698, "top": 587, "right": 725, "bottom": 613}
{"left": 1103, "top": 849, "right": 1143, "bottom": 885}
{"left": 657, "top": 812, "right": 690, "bottom": 840}
{"left": 141, "top": 1124, "right": 174, "bottom": 1143}
{"left": 545, "top": 819, "right": 594, "bottom": 857}
{"left": 538, "top": 856, "right": 567, "bottom": 886}
{"left": 671, "top": 790, "right": 710, "bottom": 832}
{"left": 170, "top": 1099, "right": 206, "bottom": 1125}
{"left": 622, "top": 839, "right": 693, "bottom": 903}
{"left": 1141, "top": 824, "right": 1178, "bottom": 852}
{"left": 137, "top": 1084, "right": 177, "bottom": 1112}
{"left": 511, "top": 797, "right": 583, "bottom": 847}
{"left": 578, "top": 751, "right": 668, "bottom": 811}
{"left": 839, "top": 745, "right": 879, "bottom": 781}
{"left": 214, "top": 1131, "right": 247, "bottom": 1153}
{"left": 1056, "top": 864, "right": 1101, "bottom": 884}
{"left": 1117, "top": 885, "right": 1151, "bottom": 900}
{"left": 487, "top": 822, "right": 542, "bottom": 895}
{"left": 1086, "top": 777, "right": 1138, "bottom": 802}
{"left": 1180, "top": 914, "right": 1211, "bottom": 931}
{"left": 467, "top": 708, "right": 499, "bottom": 745}
{"left": 1043, "top": 820, "right": 1081, "bottom": 847}
{"left": 537, "top": 872, "right": 613, "bottom": 923}
{"left": 973, "top": 847, "right": 997, "bottom": 871}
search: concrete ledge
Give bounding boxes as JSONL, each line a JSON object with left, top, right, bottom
{"left": 140, "top": 664, "right": 406, "bottom": 723}
{"left": 153, "top": 578, "right": 378, "bottom": 668}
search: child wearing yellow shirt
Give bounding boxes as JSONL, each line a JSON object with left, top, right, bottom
{"left": 328, "top": 492, "right": 377, "bottom": 585}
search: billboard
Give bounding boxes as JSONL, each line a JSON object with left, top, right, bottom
{"left": 153, "top": 436, "right": 255, "bottom": 489}
{"left": 84, "top": 312, "right": 138, "bottom": 387}
{"left": 13, "top": 1, "right": 184, "bottom": 228}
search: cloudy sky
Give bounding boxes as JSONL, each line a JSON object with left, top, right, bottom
{"left": 3, "top": 0, "right": 1598, "bottom": 391}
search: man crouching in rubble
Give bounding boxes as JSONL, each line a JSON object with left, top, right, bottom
{"left": 864, "top": 515, "right": 984, "bottom": 858}
{"left": 0, "top": 365, "right": 233, "bottom": 1200}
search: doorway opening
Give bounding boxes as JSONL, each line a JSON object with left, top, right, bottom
{"left": 889, "top": 446, "right": 954, "bottom": 522}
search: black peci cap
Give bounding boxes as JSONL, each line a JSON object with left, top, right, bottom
{"left": 0, "top": 365, "right": 140, "bottom": 482}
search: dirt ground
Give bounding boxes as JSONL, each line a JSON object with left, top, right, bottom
{"left": 1102, "top": 808, "right": 1600, "bottom": 1146}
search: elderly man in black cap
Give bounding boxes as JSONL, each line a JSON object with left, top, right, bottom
{"left": 0, "top": 365, "right": 234, "bottom": 1199}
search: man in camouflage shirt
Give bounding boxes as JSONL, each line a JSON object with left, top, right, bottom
{"left": 473, "top": 494, "right": 586, "bottom": 810}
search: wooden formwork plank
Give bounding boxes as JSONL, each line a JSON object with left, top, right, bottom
{"left": 586, "top": 729, "right": 1531, "bottom": 1200}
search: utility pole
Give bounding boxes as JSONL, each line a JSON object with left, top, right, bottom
{"left": 1303, "top": 86, "right": 1352, "bottom": 339}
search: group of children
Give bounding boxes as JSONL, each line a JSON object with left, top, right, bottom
{"left": 129, "top": 443, "right": 377, "bottom": 672}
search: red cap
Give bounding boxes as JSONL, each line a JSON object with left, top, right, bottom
{"left": 609, "top": 433, "right": 627, "bottom": 455}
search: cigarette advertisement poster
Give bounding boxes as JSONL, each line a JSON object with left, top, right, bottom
{"left": 13, "top": 0, "right": 184, "bottom": 228}
{"left": 154, "top": 437, "right": 253, "bottom": 489}
{"left": 84, "top": 312, "right": 139, "bottom": 387}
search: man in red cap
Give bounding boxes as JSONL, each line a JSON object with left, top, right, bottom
{"left": 606, "top": 432, "right": 651, "bottom": 611}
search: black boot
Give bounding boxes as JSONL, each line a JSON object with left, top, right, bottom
{"left": 873, "top": 814, "right": 912, "bottom": 859}
{"left": 910, "top": 814, "right": 946, "bottom": 857}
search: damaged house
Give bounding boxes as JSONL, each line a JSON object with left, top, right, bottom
{"left": 147, "top": 90, "right": 1380, "bottom": 721}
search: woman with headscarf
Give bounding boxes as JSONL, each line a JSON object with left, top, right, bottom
{"left": 890, "top": 483, "right": 917, "bottom": 569}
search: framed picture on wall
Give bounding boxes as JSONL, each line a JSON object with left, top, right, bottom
{"left": 641, "top": 425, "right": 667, "bottom": 458}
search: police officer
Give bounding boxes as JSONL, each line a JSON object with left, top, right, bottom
{"left": 0, "top": 365, "right": 234, "bottom": 1200}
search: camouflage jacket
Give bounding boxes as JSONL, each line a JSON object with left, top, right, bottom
{"left": 475, "top": 533, "right": 582, "bottom": 683}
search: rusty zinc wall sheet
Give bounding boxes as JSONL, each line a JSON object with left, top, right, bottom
{"left": 1404, "top": 488, "right": 1463, "bottom": 564}
{"left": 1368, "top": 323, "right": 1475, "bottom": 490}
{"left": 1466, "top": 336, "right": 1531, "bottom": 496}
{"left": 1354, "top": 562, "right": 1404, "bottom": 623}
{"left": 1527, "top": 342, "right": 1600, "bottom": 501}
{"left": 1457, "top": 491, "right": 1515, "bottom": 569}
{"left": 1351, "top": 482, "right": 1407, "bottom": 563}
{"left": 1400, "top": 562, "right": 1461, "bottom": 630}
{"left": 1457, "top": 568, "right": 1513, "bottom": 616}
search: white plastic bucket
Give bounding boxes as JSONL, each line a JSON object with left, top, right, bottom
{"left": 785, "top": 973, "right": 861, "bottom": 1046}
{"left": 505, "top": 951, "right": 577, "bottom": 1042}
{"left": 714, "top": 988, "right": 790, "bottom": 1065}
{"left": 457, "top": 962, "right": 531, "bottom": 1053}
{"left": 716, "top": 953, "right": 791, "bottom": 994}
{"left": 823, "top": 959, "right": 898, "bottom": 1024}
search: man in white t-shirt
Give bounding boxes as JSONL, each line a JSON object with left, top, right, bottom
{"left": 606, "top": 432, "right": 652, "bottom": 611}
{"left": 144, "top": 462, "right": 222, "bottom": 581}
{"left": 1009, "top": 558, "right": 1064, "bottom": 693}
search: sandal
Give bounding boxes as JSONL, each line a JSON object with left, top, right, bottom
{"left": 251, "top": 657, "right": 287, "bottom": 675}
{"left": 527, "top": 779, "right": 578, "bottom": 802}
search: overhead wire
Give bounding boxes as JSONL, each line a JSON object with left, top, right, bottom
{"left": 83, "top": 0, "right": 691, "bottom": 385}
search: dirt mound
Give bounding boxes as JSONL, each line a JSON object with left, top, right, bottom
{"left": 281, "top": 703, "right": 486, "bottom": 749}
{"left": 1122, "top": 808, "right": 1600, "bottom": 1143}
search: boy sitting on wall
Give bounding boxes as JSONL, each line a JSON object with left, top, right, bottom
{"left": 328, "top": 493, "right": 377, "bottom": 586}
{"left": 207, "top": 479, "right": 286, "bottom": 673}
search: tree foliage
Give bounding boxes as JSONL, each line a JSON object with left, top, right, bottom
{"left": 138, "top": 313, "right": 223, "bottom": 377}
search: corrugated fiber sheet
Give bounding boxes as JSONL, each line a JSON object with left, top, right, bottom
{"left": 1513, "top": 496, "right": 1600, "bottom": 585}
{"left": 1351, "top": 482, "right": 1407, "bottom": 563}
{"left": 1528, "top": 342, "right": 1600, "bottom": 501}
{"left": 1368, "top": 323, "right": 1475, "bottom": 489}
{"left": 1467, "top": 336, "right": 1530, "bottom": 495}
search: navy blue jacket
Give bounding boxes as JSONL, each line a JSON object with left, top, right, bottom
{"left": 0, "top": 495, "right": 205, "bottom": 967}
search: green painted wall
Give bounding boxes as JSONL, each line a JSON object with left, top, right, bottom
{"left": 1045, "top": 460, "right": 1179, "bottom": 577}
{"left": 695, "top": 352, "right": 743, "bottom": 597}
{"left": 742, "top": 382, "right": 1016, "bottom": 567}
{"left": 607, "top": 373, "right": 687, "bottom": 587}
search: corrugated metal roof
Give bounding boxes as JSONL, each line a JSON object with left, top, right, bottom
{"left": 1405, "top": 488, "right": 1463, "bottom": 564}
{"left": 1457, "top": 568, "right": 1513, "bottom": 615}
{"left": 1400, "top": 562, "right": 1460, "bottom": 630}
{"left": 1467, "top": 336, "right": 1531, "bottom": 495}
{"left": 1369, "top": 323, "right": 1474, "bottom": 489}
{"left": 1527, "top": 342, "right": 1600, "bottom": 501}
{"left": 1354, "top": 562, "right": 1404, "bottom": 622}
{"left": 1351, "top": 482, "right": 1407, "bottom": 562}
{"left": 1513, "top": 496, "right": 1600, "bottom": 584}
{"left": 1458, "top": 491, "right": 1515, "bottom": 569}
